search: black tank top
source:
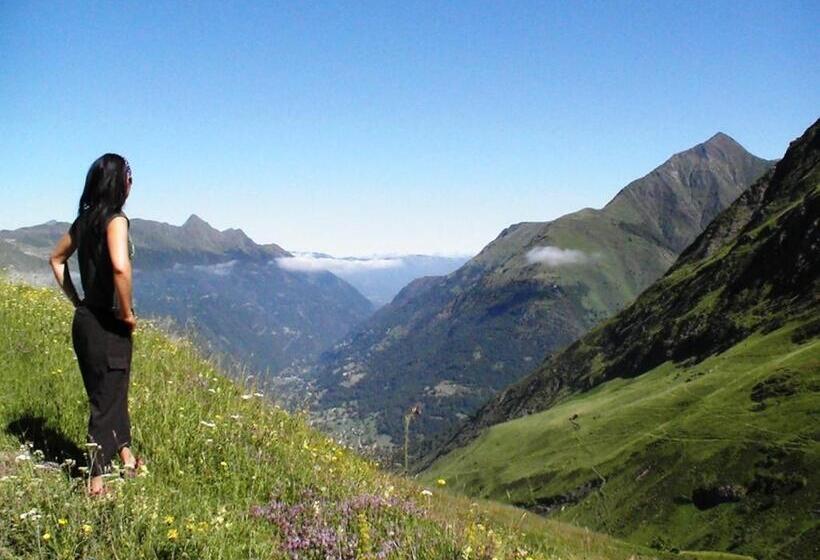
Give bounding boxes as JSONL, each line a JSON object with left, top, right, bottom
{"left": 70, "top": 211, "right": 134, "bottom": 314}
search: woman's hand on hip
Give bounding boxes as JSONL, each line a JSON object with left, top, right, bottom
{"left": 121, "top": 312, "right": 137, "bottom": 333}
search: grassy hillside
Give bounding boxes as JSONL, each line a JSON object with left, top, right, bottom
{"left": 422, "top": 320, "right": 819, "bottom": 558}
{"left": 0, "top": 279, "right": 663, "bottom": 559}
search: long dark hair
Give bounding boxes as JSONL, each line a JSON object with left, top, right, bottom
{"left": 78, "top": 153, "right": 131, "bottom": 235}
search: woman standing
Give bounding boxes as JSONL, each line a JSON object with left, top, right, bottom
{"left": 50, "top": 153, "right": 143, "bottom": 496}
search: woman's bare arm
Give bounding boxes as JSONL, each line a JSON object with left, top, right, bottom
{"left": 107, "top": 216, "right": 136, "bottom": 331}
{"left": 50, "top": 231, "right": 81, "bottom": 307}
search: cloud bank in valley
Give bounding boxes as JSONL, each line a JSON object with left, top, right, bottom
{"left": 275, "top": 254, "right": 405, "bottom": 275}
{"left": 525, "top": 246, "right": 593, "bottom": 267}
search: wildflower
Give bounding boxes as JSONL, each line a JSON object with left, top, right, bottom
{"left": 240, "top": 394, "right": 253, "bottom": 400}
{"left": 200, "top": 420, "right": 216, "bottom": 428}
{"left": 164, "top": 515, "right": 175, "bottom": 524}
{"left": 57, "top": 518, "right": 68, "bottom": 526}
{"left": 42, "top": 532, "right": 51, "bottom": 541}
{"left": 420, "top": 489, "right": 433, "bottom": 497}
{"left": 81, "top": 524, "right": 93, "bottom": 535}
{"left": 167, "top": 528, "right": 178, "bottom": 540}
{"left": 436, "top": 478, "right": 447, "bottom": 486}
{"left": 20, "top": 509, "right": 40, "bottom": 520}
{"left": 15, "top": 453, "right": 30, "bottom": 462}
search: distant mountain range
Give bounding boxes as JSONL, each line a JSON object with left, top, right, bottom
{"left": 0, "top": 215, "right": 472, "bottom": 382}
{"left": 0, "top": 215, "right": 373, "bottom": 376}
{"left": 276, "top": 253, "right": 469, "bottom": 307}
{"left": 421, "top": 119, "right": 820, "bottom": 559}
{"left": 296, "top": 132, "right": 775, "bottom": 455}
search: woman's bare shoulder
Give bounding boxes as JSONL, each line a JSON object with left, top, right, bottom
{"left": 106, "top": 213, "right": 130, "bottom": 228}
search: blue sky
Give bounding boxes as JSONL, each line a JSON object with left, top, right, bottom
{"left": 1, "top": 1, "right": 817, "bottom": 256}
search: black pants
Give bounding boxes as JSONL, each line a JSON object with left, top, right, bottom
{"left": 71, "top": 305, "right": 133, "bottom": 476}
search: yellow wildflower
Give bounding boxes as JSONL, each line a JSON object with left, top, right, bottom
{"left": 42, "top": 532, "right": 51, "bottom": 541}
{"left": 167, "top": 528, "right": 178, "bottom": 540}
{"left": 57, "top": 518, "right": 68, "bottom": 526}
{"left": 436, "top": 478, "right": 447, "bottom": 486}
{"left": 81, "top": 524, "right": 93, "bottom": 535}
{"left": 163, "top": 515, "right": 175, "bottom": 524}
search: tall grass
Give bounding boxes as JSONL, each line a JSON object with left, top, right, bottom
{"left": 0, "top": 279, "right": 661, "bottom": 559}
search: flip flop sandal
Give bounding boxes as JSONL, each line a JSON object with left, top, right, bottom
{"left": 122, "top": 456, "right": 146, "bottom": 479}
{"left": 87, "top": 484, "right": 114, "bottom": 498}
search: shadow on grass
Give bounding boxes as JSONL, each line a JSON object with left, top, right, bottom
{"left": 5, "top": 414, "right": 85, "bottom": 477}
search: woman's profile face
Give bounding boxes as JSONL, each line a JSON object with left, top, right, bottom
{"left": 125, "top": 167, "right": 133, "bottom": 198}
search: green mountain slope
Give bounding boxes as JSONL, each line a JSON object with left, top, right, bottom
{"left": 301, "top": 134, "right": 773, "bottom": 454}
{"left": 0, "top": 278, "right": 665, "bottom": 560}
{"left": 0, "top": 239, "right": 43, "bottom": 276}
{"left": 421, "top": 120, "right": 820, "bottom": 558}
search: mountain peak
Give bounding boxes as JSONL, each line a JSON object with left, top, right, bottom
{"left": 663, "top": 132, "right": 752, "bottom": 166}
{"left": 701, "top": 131, "right": 745, "bottom": 152}
{"left": 598, "top": 131, "right": 772, "bottom": 253}
{"left": 705, "top": 131, "right": 734, "bottom": 143}
{"left": 182, "top": 214, "right": 216, "bottom": 231}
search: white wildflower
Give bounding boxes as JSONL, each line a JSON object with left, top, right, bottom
{"left": 20, "top": 508, "right": 40, "bottom": 520}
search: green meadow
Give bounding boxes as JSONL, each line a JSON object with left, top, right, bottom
{"left": 422, "top": 319, "right": 819, "bottom": 558}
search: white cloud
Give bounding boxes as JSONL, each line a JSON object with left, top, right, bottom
{"left": 525, "top": 246, "right": 592, "bottom": 266}
{"left": 187, "top": 260, "right": 237, "bottom": 275}
{"left": 275, "top": 255, "right": 405, "bottom": 275}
